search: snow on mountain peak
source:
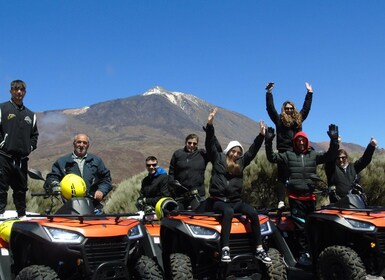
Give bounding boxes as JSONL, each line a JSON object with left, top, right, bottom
{"left": 143, "top": 86, "right": 204, "bottom": 109}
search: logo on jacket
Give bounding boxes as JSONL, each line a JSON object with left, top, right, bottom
{"left": 24, "top": 116, "right": 32, "bottom": 124}
{"left": 7, "top": 114, "right": 16, "bottom": 120}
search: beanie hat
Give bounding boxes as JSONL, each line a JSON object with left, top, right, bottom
{"left": 223, "top": 141, "right": 244, "bottom": 156}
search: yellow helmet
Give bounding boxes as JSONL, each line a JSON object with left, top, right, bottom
{"left": 155, "top": 197, "right": 178, "bottom": 219}
{"left": 60, "top": 174, "right": 87, "bottom": 200}
{"left": 0, "top": 219, "right": 20, "bottom": 243}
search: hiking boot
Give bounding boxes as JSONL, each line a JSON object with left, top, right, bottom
{"left": 298, "top": 252, "right": 312, "bottom": 266}
{"left": 255, "top": 248, "right": 272, "bottom": 264}
{"left": 221, "top": 246, "right": 231, "bottom": 262}
{"left": 278, "top": 201, "right": 285, "bottom": 209}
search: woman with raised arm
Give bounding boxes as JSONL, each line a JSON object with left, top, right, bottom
{"left": 205, "top": 108, "right": 271, "bottom": 264}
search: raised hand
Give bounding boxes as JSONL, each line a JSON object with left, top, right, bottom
{"left": 208, "top": 107, "right": 218, "bottom": 125}
{"left": 327, "top": 124, "right": 339, "bottom": 140}
{"left": 305, "top": 82, "right": 313, "bottom": 93}
{"left": 265, "top": 82, "right": 275, "bottom": 92}
{"left": 370, "top": 137, "right": 377, "bottom": 147}
{"left": 259, "top": 121, "right": 267, "bottom": 136}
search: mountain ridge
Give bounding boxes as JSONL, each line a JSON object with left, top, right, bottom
{"left": 29, "top": 86, "right": 373, "bottom": 184}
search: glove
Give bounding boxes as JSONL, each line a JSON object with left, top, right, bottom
{"left": 49, "top": 180, "right": 61, "bottom": 196}
{"left": 52, "top": 186, "right": 61, "bottom": 196}
{"left": 265, "top": 127, "right": 276, "bottom": 143}
{"left": 327, "top": 124, "right": 339, "bottom": 141}
{"left": 136, "top": 198, "right": 145, "bottom": 210}
{"left": 144, "top": 205, "right": 154, "bottom": 214}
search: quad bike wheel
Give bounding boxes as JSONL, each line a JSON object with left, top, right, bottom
{"left": 15, "top": 265, "right": 59, "bottom": 280}
{"left": 265, "top": 248, "right": 287, "bottom": 280}
{"left": 317, "top": 245, "right": 366, "bottom": 280}
{"left": 170, "top": 253, "right": 193, "bottom": 280}
{"left": 134, "top": 255, "right": 163, "bottom": 280}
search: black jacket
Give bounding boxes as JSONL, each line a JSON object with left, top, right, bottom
{"left": 0, "top": 100, "right": 38, "bottom": 158}
{"left": 140, "top": 167, "right": 170, "bottom": 207}
{"left": 325, "top": 144, "right": 375, "bottom": 197}
{"left": 266, "top": 137, "right": 338, "bottom": 195}
{"left": 266, "top": 91, "right": 312, "bottom": 152}
{"left": 206, "top": 124, "right": 264, "bottom": 202}
{"left": 168, "top": 147, "right": 209, "bottom": 196}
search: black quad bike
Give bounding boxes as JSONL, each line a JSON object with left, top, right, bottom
{"left": 156, "top": 182, "right": 287, "bottom": 280}
{"left": 0, "top": 169, "right": 163, "bottom": 280}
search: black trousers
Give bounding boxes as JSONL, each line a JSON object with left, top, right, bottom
{"left": 288, "top": 198, "right": 315, "bottom": 253}
{"left": 212, "top": 200, "right": 262, "bottom": 248}
{"left": 0, "top": 155, "right": 28, "bottom": 216}
{"left": 275, "top": 162, "right": 289, "bottom": 202}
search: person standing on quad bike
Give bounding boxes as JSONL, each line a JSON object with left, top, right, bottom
{"left": 265, "top": 82, "right": 313, "bottom": 210}
{"left": 325, "top": 137, "right": 377, "bottom": 202}
{"left": 168, "top": 132, "right": 211, "bottom": 209}
{"left": 0, "top": 80, "right": 39, "bottom": 219}
{"left": 44, "top": 133, "right": 112, "bottom": 213}
{"left": 205, "top": 107, "right": 272, "bottom": 264}
{"left": 136, "top": 155, "right": 170, "bottom": 211}
{"left": 265, "top": 124, "right": 339, "bottom": 265}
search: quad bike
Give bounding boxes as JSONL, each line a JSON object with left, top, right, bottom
{"left": 268, "top": 175, "right": 385, "bottom": 280}
{"left": 0, "top": 169, "right": 163, "bottom": 280}
{"left": 152, "top": 182, "right": 287, "bottom": 280}
{"left": 266, "top": 187, "right": 330, "bottom": 279}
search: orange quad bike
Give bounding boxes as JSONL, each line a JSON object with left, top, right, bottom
{"left": 268, "top": 175, "right": 385, "bottom": 280}
{"left": 0, "top": 169, "right": 163, "bottom": 280}
{"left": 147, "top": 181, "right": 287, "bottom": 280}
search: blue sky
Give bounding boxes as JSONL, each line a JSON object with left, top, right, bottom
{"left": 1, "top": 1, "right": 384, "bottom": 147}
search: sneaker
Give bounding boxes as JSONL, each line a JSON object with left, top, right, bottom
{"left": 255, "top": 248, "right": 272, "bottom": 264}
{"left": 221, "top": 246, "right": 231, "bottom": 262}
{"left": 278, "top": 201, "right": 285, "bottom": 209}
{"left": 298, "top": 252, "right": 312, "bottom": 266}
{"left": 18, "top": 215, "right": 28, "bottom": 221}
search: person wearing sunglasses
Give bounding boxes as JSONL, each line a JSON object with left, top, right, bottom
{"left": 44, "top": 133, "right": 112, "bottom": 214}
{"left": 0, "top": 80, "right": 39, "bottom": 219}
{"left": 136, "top": 156, "right": 170, "bottom": 211}
{"left": 265, "top": 82, "right": 313, "bottom": 209}
{"left": 325, "top": 137, "right": 377, "bottom": 202}
{"left": 168, "top": 133, "right": 211, "bottom": 209}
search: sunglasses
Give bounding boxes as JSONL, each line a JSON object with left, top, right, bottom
{"left": 11, "top": 87, "right": 26, "bottom": 91}
{"left": 338, "top": 156, "right": 347, "bottom": 160}
{"left": 146, "top": 163, "right": 157, "bottom": 167}
{"left": 285, "top": 107, "right": 294, "bottom": 111}
{"left": 187, "top": 141, "right": 198, "bottom": 146}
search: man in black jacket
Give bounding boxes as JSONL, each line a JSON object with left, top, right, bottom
{"left": 0, "top": 80, "right": 39, "bottom": 218}
{"left": 136, "top": 156, "right": 170, "bottom": 211}
{"left": 168, "top": 133, "right": 209, "bottom": 209}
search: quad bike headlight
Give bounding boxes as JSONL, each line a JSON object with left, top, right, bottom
{"left": 128, "top": 224, "right": 144, "bottom": 240}
{"left": 44, "top": 227, "right": 85, "bottom": 244}
{"left": 186, "top": 224, "right": 220, "bottom": 239}
{"left": 345, "top": 218, "right": 376, "bottom": 231}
